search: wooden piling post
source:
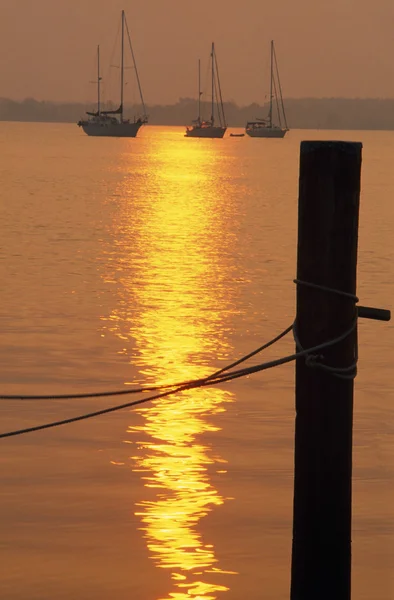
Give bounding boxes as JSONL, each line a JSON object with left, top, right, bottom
{"left": 290, "top": 141, "right": 362, "bottom": 600}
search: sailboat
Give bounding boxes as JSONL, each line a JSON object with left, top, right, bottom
{"left": 185, "top": 43, "right": 227, "bottom": 139}
{"left": 77, "top": 10, "right": 147, "bottom": 138}
{"left": 246, "top": 40, "right": 289, "bottom": 138}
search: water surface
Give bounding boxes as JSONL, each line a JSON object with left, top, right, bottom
{"left": 0, "top": 123, "right": 393, "bottom": 599}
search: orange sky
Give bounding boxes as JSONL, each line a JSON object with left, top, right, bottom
{"left": 0, "top": 0, "right": 393, "bottom": 105}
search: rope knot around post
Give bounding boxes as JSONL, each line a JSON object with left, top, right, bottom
{"left": 293, "top": 279, "right": 359, "bottom": 380}
{"left": 293, "top": 279, "right": 390, "bottom": 381}
{"left": 304, "top": 353, "right": 324, "bottom": 369}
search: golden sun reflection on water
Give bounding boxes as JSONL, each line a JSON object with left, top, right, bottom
{"left": 103, "top": 134, "right": 239, "bottom": 599}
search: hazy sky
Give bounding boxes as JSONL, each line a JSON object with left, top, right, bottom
{"left": 1, "top": 0, "right": 394, "bottom": 105}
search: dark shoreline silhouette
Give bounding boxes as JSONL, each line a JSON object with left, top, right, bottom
{"left": 2, "top": 96, "right": 394, "bottom": 130}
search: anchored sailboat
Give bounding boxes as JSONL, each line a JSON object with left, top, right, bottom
{"left": 185, "top": 43, "right": 227, "bottom": 139}
{"left": 78, "top": 10, "right": 147, "bottom": 138}
{"left": 246, "top": 40, "right": 289, "bottom": 138}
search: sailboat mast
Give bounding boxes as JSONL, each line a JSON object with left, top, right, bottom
{"left": 97, "top": 45, "right": 101, "bottom": 115}
{"left": 120, "top": 9, "right": 125, "bottom": 122}
{"left": 214, "top": 50, "right": 226, "bottom": 127}
{"left": 269, "top": 40, "right": 273, "bottom": 128}
{"left": 198, "top": 59, "right": 201, "bottom": 123}
{"left": 211, "top": 42, "right": 215, "bottom": 125}
{"left": 273, "top": 43, "right": 288, "bottom": 130}
{"left": 124, "top": 16, "right": 147, "bottom": 121}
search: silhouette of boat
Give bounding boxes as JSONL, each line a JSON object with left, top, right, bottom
{"left": 185, "top": 43, "right": 227, "bottom": 139}
{"left": 246, "top": 41, "right": 289, "bottom": 138}
{"left": 78, "top": 11, "right": 147, "bottom": 138}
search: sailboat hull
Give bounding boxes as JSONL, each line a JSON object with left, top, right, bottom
{"left": 246, "top": 127, "right": 288, "bottom": 138}
{"left": 246, "top": 42, "right": 289, "bottom": 139}
{"left": 185, "top": 126, "right": 227, "bottom": 139}
{"left": 79, "top": 121, "right": 144, "bottom": 138}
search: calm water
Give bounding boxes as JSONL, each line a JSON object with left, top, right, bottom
{"left": 0, "top": 123, "right": 393, "bottom": 600}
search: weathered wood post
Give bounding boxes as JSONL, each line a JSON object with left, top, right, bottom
{"left": 290, "top": 141, "right": 362, "bottom": 600}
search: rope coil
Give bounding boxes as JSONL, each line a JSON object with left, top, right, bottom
{"left": 294, "top": 279, "right": 358, "bottom": 380}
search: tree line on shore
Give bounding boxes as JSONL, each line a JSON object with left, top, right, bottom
{"left": 1, "top": 96, "right": 394, "bottom": 130}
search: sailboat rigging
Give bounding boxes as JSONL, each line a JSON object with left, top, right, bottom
{"left": 78, "top": 10, "right": 148, "bottom": 138}
{"left": 185, "top": 43, "right": 227, "bottom": 139}
{"left": 246, "top": 40, "right": 289, "bottom": 138}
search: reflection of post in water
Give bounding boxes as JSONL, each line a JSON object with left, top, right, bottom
{"left": 102, "top": 136, "right": 239, "bottom": 598}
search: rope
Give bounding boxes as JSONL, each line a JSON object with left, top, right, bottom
{"left": 0, "top": 322, "right": 358, "bottom": 440}
{"left": 0, "top": 278, "right": 368, "bottom": 439}
{"left": 293, "top": 279, "right": 358, "bottom": 379}
{"left": 294, "top": 279, "right": 359, "bottom": 302}
{"left": 0, "top": 325, "right": 293, "bottom": 402}
{"left": 293, "top": 319, "right": 358, "bottom": 380}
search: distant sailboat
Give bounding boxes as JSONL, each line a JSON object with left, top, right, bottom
{"left": 246, "top": 40, "right": 289, "bottom": 138}
{"left": 78, "top": 10, "right": 147, "bottom": 138}
{"left": 185, "top": 43, "right": 227, "bottom": 139}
